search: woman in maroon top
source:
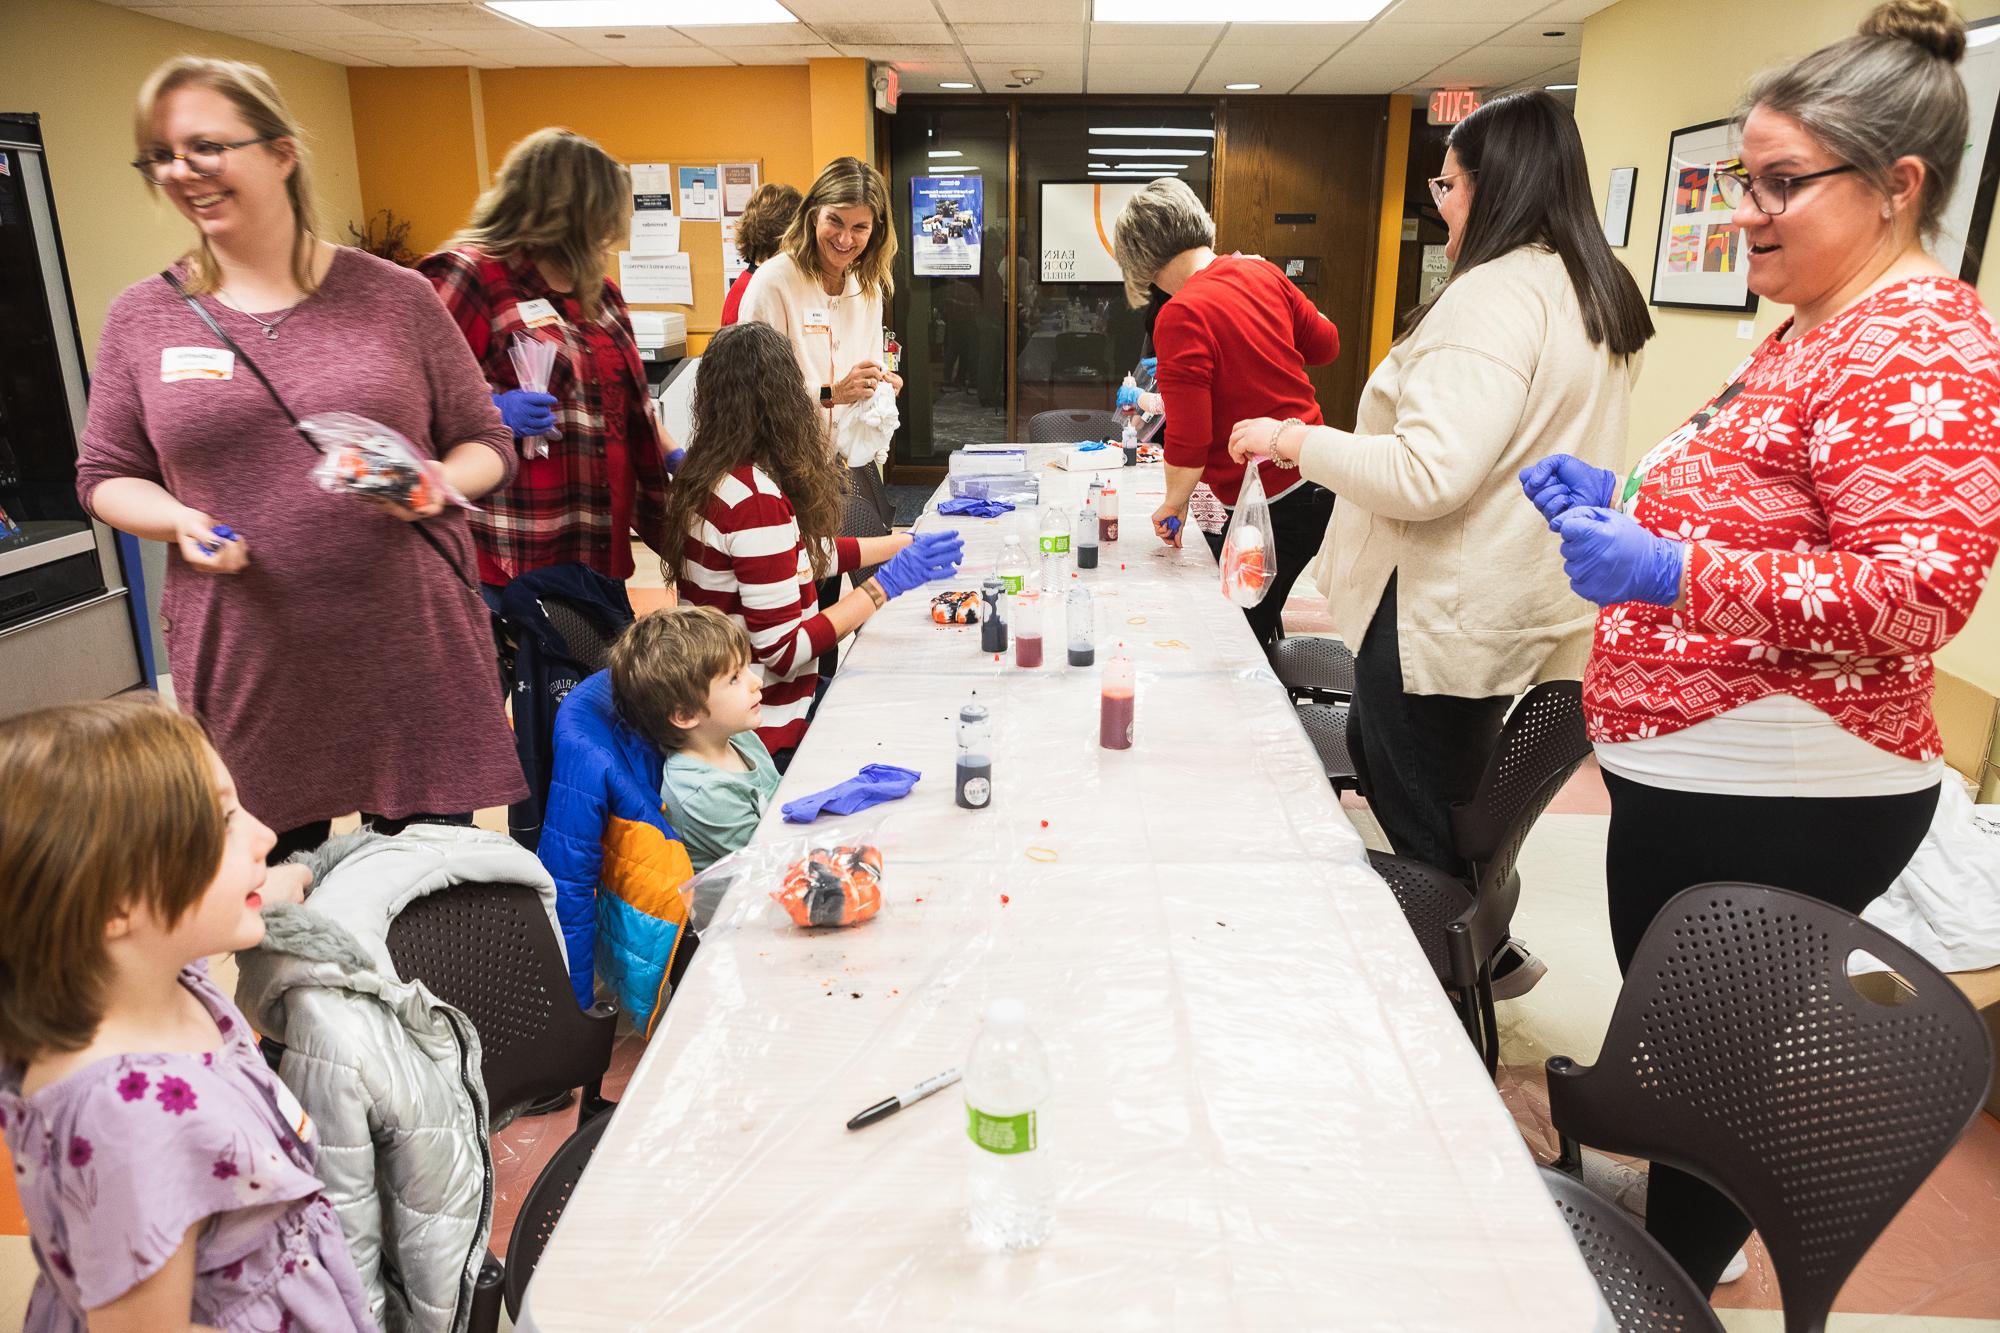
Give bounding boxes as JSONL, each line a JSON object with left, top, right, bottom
{"left": 1112, "top": 177, "right": 1339, "bottom": 649}
{"left": 719, "top": 183, "right": 802, "bottom": 327}
{"left": 76, "top": 57, "right": 525, "bottom": 858}
{"left": 421, "top": 129, "right": 674, "bottom": 588}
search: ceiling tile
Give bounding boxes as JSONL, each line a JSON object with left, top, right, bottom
{"left": 971, "top": 59, "right": 1083, "bottom": 92}
{"left": 351, "top": 46, "right": 483, "bottom": 63}
{"left": 1086, "top": 41, "right": 1207, "bottom": 93}
{"left": 180, "top": 5, "right": 398, "bottom": 31}
{"left": 1531, "top": 0, "right": 1621, "bottom": 18}
{"left": 1381, "top": 0, "right": 1544, "bottom": 19}
{"left": 1213, "top": 21, "right": 1363, "bottom": 46}
{"left": 560, "top": 26, "right": 698, "bottom": 44}
{"left": 123, "top": 6, "right": 236, "bottom": 29}
{"left": 1419, "top": 45, "right": 1579, "bottom": 87}
{"left": 598, "top": 46, "right": 738, "bottom": 64}
{"left": 954, "top": 23, "right": 1085, "bottom": 45}
{"left": 312, "top": 27, "right": 456, "bottom": 46}
{"left": 938, "top": 0, "right": 1086, "bottom": 23}
{"left": 1347, "top": 20, "right": 1502, "bottom": 47}
{"left": 412, "top": 25, "right": 576, "bottom": 46}
{"left": 787, "top": 0, "right": 943, "bottom": 21}
{"left": 1088, "top": 21, "right": 1221, "bottom": 45}
{"left": 671, "top": 22, "right": 815, "bottom": 44}
{"left": 962, "top": 42, "right": 1084, "bottom": 64}
{"left": 845, "top": 44, "right": 964, "bottom": 62}
{"left": 1486, "top": 18, "right": 1584, "bottom": 47}
{"left": 706, "top": 42, "right": 841, "bottom": 60}
{"left": 1191, "top": 46, "right": 1331, "bottom": 91}
{"left": 333, "top": 4, "right": 522, "bottom": 30}
{"left": 1293, "top": 49, "right": 1443, "bottom": 92}
{"left": 812, "top": 20, "right": 951, "bottom": 43}
{"left": 237, "top": 30, "right": 384, "bottom": 59}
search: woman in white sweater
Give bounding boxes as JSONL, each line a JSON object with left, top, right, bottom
{"left": 1231, "top": 92, "right": 1652, "bottom": 990}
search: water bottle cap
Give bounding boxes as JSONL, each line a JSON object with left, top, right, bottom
{"left": 986, "top": 998, "right": 1028, "bottom": 1028}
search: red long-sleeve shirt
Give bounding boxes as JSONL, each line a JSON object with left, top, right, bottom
{"left": 1153, "top": 255, "right": 1340, "bottom": 506}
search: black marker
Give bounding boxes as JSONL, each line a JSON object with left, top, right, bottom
{"left": 845, "top": 1067, "right": 962, "bottom": 1131}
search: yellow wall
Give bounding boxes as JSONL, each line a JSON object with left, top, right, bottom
{"left": 0, "top": 0, "right": 363, "bottom": 359}
{"left": 1575, "top": 0, "right": 2000, "bottom": 701}
{"left": 348, "top": 66, "right": 484, "bottom": 264}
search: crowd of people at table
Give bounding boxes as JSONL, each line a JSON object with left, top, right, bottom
{"left": 2, "top": 0, "right": 1997, "bottom": 1326}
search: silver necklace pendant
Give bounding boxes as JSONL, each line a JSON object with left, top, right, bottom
{"left": 264, "top": 326, "right": 280, "bottom": 341}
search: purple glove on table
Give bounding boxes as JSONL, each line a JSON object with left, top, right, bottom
{"left": 874, "top": 530, "right": 964, "bottom": 600}
{"left": 1552, "top": 507, "right": 1686, "bottom": 608}
{"left": 938, "top": 497, "right": 1014, "bottom": 518}
{"left": 781, "top": 764, "right": 922, "bottom": 823}
{"left": 1520, "top": 453, "right": 1619, "bottom": 528}
{"left": 494, "top": 389, "right": 558, "bottom": 438}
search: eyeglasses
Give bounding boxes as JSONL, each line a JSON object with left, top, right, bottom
{"left": 131, "top": 136, "right": 273, "bottom": 185}
{"left": 1713, "top": 163, "right": 1856, "bottom": 216}
{"left": 1427, "top": 170, "right": 1476, "bottom": 206}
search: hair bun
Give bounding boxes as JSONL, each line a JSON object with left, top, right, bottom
{"left": 1861, "top": 0, "right": 1968, "bottom": 63}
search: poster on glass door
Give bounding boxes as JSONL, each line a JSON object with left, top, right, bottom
{"left": 1040, "top": 181, "right": 1145, "bottom": 283}
{"left": 910, "top": 175, "right": 982, "bottom": 276}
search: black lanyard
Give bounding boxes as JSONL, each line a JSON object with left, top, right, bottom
{"left": 161, "top": 269, "right": 474, "bottom": 591}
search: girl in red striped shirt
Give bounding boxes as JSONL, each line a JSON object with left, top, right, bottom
{"left": 660, "top": 322, "right": 962, "bottom": 764}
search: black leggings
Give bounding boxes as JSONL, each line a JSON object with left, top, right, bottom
{"left": 1601, "top": 769, "right": 1939, "bottom": 1293}
{"left": 1202, "top": 481, "right": 1334, "bottom": 651}
{"left": 268, "top": 812, "right": 474, "bottom": 864}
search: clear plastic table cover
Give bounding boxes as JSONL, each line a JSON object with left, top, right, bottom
{"left": 519, "top": 451, "right": 1611, "bottom": 1332}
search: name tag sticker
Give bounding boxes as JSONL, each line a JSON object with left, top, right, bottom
{"left": 516, "top": 298, "right": 563, "bottom": 329}
{"left": 160, "top": 347, "right": 235, "bottom": 382}
{"left": 803, "top": 308, "right": 831, "bottom": 334}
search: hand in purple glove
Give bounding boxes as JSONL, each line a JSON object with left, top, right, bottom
{"left": 664, "top": 446, "right": 687, "bottom": 476}
{"left": 1552, "top": 507, "right": 1686, "bottom": 608}
{"left": 494, "top": 389, "right": 558, "bottom": 439}
{"left": 1520, "top": 453, "right": 1618, "bottom": 528}
{"left": 873, "top": 529, "right": 964, "bottom": 600}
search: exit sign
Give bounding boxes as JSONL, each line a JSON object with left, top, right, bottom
{"left": 1428, "top": 89, "right": 1481, "bottom": 126}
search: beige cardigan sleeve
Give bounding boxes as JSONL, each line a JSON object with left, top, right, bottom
{"left": 1297, "top": 265, "right": 1541, "bottom": 523}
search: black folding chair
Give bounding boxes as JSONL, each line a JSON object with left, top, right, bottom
{"left": 1546, "top": 883, "right": 1993, "bottom": 1333}
{"left": 1027, "top": 408, "right": 1121, "bottom": 444}
{"left": 1271, "top": 636, "right": 1356, "bottom": 704}
{"left": 1539, "top": 1164, "right": 1724, "bottom": 1332}
{"left": 502, "top": 1104, "right": 614, "bottom": 1323}
{"left": 1364, "top": 681, "right": 1589, "bottom": 1073}
{"left": 1295, "top": 701, "right": 1361, "bottom": 792}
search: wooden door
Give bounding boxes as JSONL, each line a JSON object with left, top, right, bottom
{"left": 1215, "top": 96, "right": 1389, "bottom": 431}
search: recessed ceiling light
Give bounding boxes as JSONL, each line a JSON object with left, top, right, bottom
{"left": 1095, "top": 0, "right": 1388, "bottom": 18}
{"left": 1089, "top": 126, "right": 1215, "bottom": 138}
{"left": 1545, "top": 83, "right": 1578, "bottom": 91}
{"left": 929, "top": 150, "right": 962, "bottom": 157}
{"left": 1090, "top": 162, "right": 1112, "bottom": 168}
{"left": 1971, "top": 26, "right": 2000, "bottom": 48}
{"left": 1225, "top": 82, "right": 1261, "bottom": 90}
{"left": 485, "top": 0, "right": 796, "bottom": 27}
{"left": 1094, "top": 146, "right": 1207, "bottom": 156}
{"left": 940, "top": 80, "right": 975, "bottom": 89}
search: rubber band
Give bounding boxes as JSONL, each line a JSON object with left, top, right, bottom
{"left": 1126, "top": 616, "right": 1148, "bottom": 626}
{"left": 1151, "top": 639, "right": 1190, "bottom": 651}
{"left": 1025, "top": 846, "right": 1059, "bottom": 862}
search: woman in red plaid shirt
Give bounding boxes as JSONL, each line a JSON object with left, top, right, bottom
{"left": 421, "top": 128, "right": 674, "bottom": 587}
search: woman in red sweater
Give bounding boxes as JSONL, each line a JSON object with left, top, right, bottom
{"left": 1522, "top": 0, "right": 2000, "bottom": 1294}
{"left": 719, "top": 182, "right": 801, "bottom": 327}
{"left": 1112, "top": 178, "right": 1339, "bottom": 649}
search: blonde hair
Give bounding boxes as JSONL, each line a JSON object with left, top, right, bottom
{"left": 1743, "top": 0, "right": 1970, "bottom": 241}
{"left": 448, "top": 128, "right": 631, "bottom": 319}
{"left": 610, "top": 606, "right": 755, "bottom": 752}
{"left": 782, "top": 157, "right": 898, "bottom": 301}
{"left": 0, "top": 698, "right": 224, "bottom": 1066}
{"left": 1112, "top": 177, "right": 1216, "bottom": 309}
{"left": 134, "top": 56, "right": 321, "bottom": 297}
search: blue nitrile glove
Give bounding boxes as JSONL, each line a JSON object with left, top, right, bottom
{"left": 781, "top": 764, "right": 922, "bottom": 823}
{"left": 1138, "top": 356, "right": 1157, "bottom": 376}
{"left": 1520, "top": 454, "right": 1619, "bottom": 528}
{"left": 1552, "top": 507, "right": 1686, "bottom": 607}
{"left": 938, "top": 497, "right": 1014, "bottom": 518}
{"left": 494, "top": 389, "right": 558, "bottom": 438}
{"left": 665, "top": 446, "right": 686, "bottom": 476}
{"left": 874, "top": 530, "right": 964, "bottom": 600}
{"left": 1116, "top": 383, "right": 1141, "bottom": 412}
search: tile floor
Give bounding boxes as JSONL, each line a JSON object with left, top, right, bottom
{"left": 5, "top": 594, "right": 1997, "bottom": 1331}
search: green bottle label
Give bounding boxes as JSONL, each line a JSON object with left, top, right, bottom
{"left": 966, "top": 1105, "right": 1038, "bottom": 1155}
{"left": 1000, "top": 573, "right": 1024, "bottom": 594}
{"left": 1038, "top": 535, "right": 1070, "bottom": 555}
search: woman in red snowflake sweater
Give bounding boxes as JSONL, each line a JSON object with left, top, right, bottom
{"left": 1520, "top": 0, "right": 2000, "bottom": 1295}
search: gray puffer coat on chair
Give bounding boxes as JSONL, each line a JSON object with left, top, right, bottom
{"left": 235, "top": 825, "right": 566, "bottom": 1333}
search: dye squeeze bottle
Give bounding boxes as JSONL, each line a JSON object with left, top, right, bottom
{"left": 997, "top": 536, "right": 1029, "bottom": 596}
{"left": 1075, "top": 499, "right": 1099, "bottom": 570}
{"left": 965, "top": 998, "right": 1054, "bottom": 1250}
{"left": 979, "top": 576, "right": 1008, "bottom": 654}
{"left": 956, "top": 699, "right": 992, "bottom": 810}
{"left": 1100, "top": 648, "right": 1134, "bottom": 750}
{"left": 1099, "top": 482, "right": 1119, "bottom": 542}
{"left": 1014, "top": 589, "right": 1044, "bottom": 668}
{"left": 1066, "top": 586, "right": 1095, "bottom": 668}
{"left": 1121, "top": 417, "right": 1140, "bottom": 465}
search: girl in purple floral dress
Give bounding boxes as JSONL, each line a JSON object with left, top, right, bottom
{"left": 0, "top": 699, "right": 377, "bottom": 1333}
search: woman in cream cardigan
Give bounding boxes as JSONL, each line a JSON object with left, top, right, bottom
{"left": 1231, "top": 93, "right": 1651, "bottom": 983}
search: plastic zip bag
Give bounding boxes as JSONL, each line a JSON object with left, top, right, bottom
{"left": 507, "top": 333, "right": 558, "bottom": 459}
{"left": 299, "top": 411, "right": 473, "bottom": 512}
{"left": 681, "top": 814, "right": 892, "bottom": 935}
{"left": 1219, "top": 460, "right": 1272, "bottom": 607}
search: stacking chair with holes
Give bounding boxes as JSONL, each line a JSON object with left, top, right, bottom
{"left": 1295, "top": 700, "right": 1361, "bottom": 792}
{"left": 1543, "top": 883, "right": 1993, "bottom": 1333}
{"left": 1364, "top": 680, "right": 1589, "bottom": 1073}
{"left": 502, "top": 1104, "right": 614, "bottom": 1325}
{"left": 1027, "top": 407, "right": 1121, "bottom": 444}
{"left": 494, "top": 565, "right": 636, "bottom": 851}
{"left": 1271, "top": 636, "right": 1356, "bottom": 704}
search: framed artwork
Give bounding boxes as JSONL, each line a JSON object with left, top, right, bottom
{"left": 1649, "top": 119, "right": 1757, "bottom": 313}
{"left": 1603, "top": 166, "right": 1637, "bottom": 248}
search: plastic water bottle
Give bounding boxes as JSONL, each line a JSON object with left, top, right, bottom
{"left": 997, "top": 535, "right": 1029, "bottom": 596}
{"left": 1038, "top": 504, "right": 1071, "bottom": 560}
{"left": 965, "top": 998, "right": 1054, "bottom": 1249}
